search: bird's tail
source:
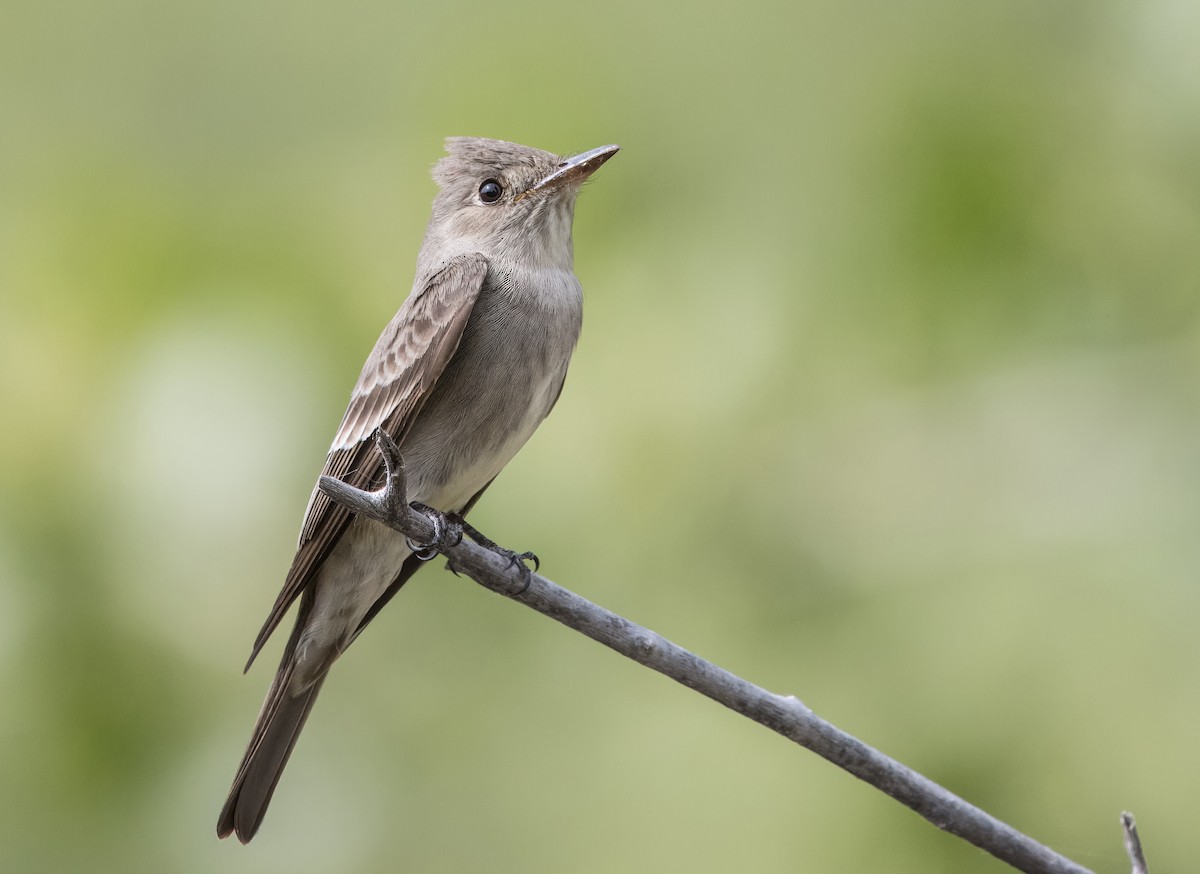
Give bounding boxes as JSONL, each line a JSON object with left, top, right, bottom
{"left": 217, "top": 640, "right": 327, "bottom": 843}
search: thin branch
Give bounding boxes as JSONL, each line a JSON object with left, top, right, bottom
{"left": 319, "top": 430, "right": 1098, "bottom": 874}
{"left": 1121, "top": 812, "right": 1149, "bottom": 874}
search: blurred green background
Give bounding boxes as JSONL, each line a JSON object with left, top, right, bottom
{"left": 2, "top": 1, "right": 1197, "bottom": 871}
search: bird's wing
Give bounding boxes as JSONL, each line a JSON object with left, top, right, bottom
{"left": 245, "top": 253, "right": 489, "bottom": 669}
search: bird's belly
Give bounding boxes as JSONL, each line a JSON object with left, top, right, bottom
{"left": 298, "top": 355, "right": 562, "bottom": 676}
{"left": 402, "top": 354, "right": 565, "bottom": 512}
{"left": 428, "top": 368, "right": 560, "bottom": 509}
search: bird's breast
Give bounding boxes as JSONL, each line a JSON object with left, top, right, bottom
{"left": 398, "top": 266, "right": 583, "bottom": 510}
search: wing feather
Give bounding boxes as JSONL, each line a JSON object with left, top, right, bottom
{"left": 245, "top": 253, "right": 489, "bottom": 669}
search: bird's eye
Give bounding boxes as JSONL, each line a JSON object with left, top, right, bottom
{"left": 478, "top": 179, "right": 503, "bottom": 203}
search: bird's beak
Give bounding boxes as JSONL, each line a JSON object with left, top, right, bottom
{"left": 518, "top": 144, "right": 620, "bottom": 200}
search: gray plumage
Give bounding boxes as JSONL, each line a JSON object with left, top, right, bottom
{"left": 217, "top": 137, "right": 618, "bottom": 843}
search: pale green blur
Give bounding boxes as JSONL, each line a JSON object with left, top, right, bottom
{"left": 1, "top": 1, "right": 1197, "bottom": 871}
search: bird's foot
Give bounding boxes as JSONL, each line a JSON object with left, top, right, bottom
{"left": 406, "top": 503, "right": 463, "bottom": 560}
{"left": 447, "top": 514, "right": 540, "bottom": 586}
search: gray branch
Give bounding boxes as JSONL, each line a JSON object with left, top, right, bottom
{"left": 321, "top": 429, "right": 1111, "bottom": 874}
{"left": 1121, "top": 812, "right": 1149, "bottom": 874}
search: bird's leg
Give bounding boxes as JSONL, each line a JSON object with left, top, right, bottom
{"left": 406, "top": 502, "right": 463, "bottom": 561}
{"left": 447, "top": 513, "right": 541, "bottom": 575}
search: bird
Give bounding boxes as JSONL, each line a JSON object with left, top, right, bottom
{"left": 217, "top": 137, "right": 618, "bottom": 843}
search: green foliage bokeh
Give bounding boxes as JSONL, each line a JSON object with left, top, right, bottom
{"left": 2, "top": 1, "right": 1197, "bottom": 871}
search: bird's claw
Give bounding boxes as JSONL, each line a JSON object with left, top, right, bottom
{"left": 491, "top": 546, "right": 538, "bottom": 575}
{"left": 488, "top": 546, "right": 536, "bottom": 593}
{"left": 405, "top": 502, "right": 463, "bottom": 561}
{"left": 446, "top": 514, "right": 540, "bottom": 587}
{"left": 515, "top": 550, "right": 540, "bottom": 573}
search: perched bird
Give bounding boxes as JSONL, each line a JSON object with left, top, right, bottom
{"left": 217, "top": 137, "right": 618, "bottom": 842}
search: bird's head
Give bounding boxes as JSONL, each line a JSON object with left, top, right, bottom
{"left": 426, "top": 137, "right": 619, "bottom": 270}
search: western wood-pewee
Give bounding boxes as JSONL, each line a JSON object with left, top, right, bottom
{"left": 217, "top": 137, "right": 618, "bottom": 843}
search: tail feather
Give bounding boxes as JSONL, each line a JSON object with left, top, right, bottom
{"left": 219, "top": 554, "right": 429, "bottom": 842}
{"left": 217, "top": 648, "right": 328, "bottom": 843}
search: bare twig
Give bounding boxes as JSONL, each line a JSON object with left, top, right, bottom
{"left": 319, "top": 430, "right": 1099, "bottom": 874}
{"left": 1121, "top": 812, "right": 1149, "bottom": 874}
